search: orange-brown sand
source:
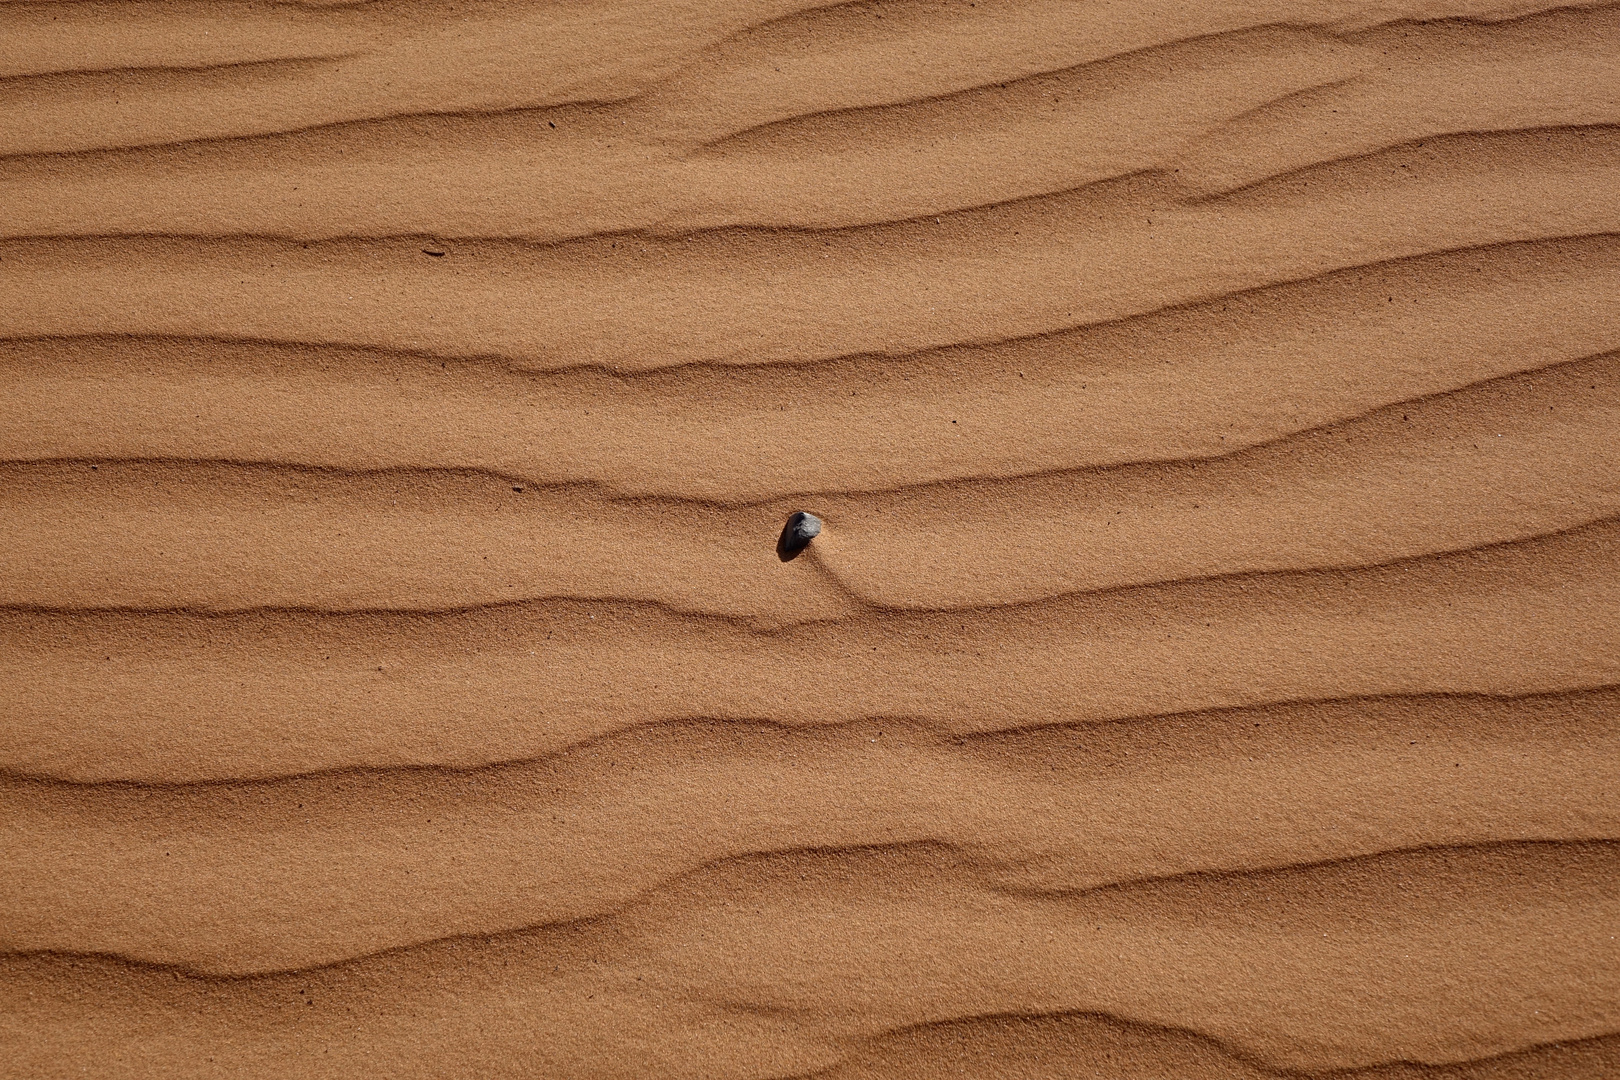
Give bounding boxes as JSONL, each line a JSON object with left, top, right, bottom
{"left": 2, "top": 1, "right": 1617, "bottom": 1077}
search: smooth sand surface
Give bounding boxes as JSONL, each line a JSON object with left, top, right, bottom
{"left": 1, "top": 1, "right": 1617, "bottom": 1076}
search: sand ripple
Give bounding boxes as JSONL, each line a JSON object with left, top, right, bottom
{"left": 1, "top": 0, "right": 1615, "bottom": 1075}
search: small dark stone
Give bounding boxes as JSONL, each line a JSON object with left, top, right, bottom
{"left": 777, "top": 511, "right": 823, "bottom": 560}
{"left": 787, "top": 511, "right": 821, "bottom": 542}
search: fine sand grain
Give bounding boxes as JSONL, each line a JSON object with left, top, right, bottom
{"left": 1, "top": 1, "right": 1617, "bottom": 1076}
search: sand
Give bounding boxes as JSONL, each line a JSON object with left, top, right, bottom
{"left": 1, "top": 1, "right": 1617, "bottom": 1076}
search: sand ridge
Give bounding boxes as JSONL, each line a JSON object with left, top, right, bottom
{"left": 1, "top": 0, "right": 1617, "bottom": 1076}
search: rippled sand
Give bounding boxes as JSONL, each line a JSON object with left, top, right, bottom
{"left": 1, "top": 1, "right": 1617, "bottom": 1076}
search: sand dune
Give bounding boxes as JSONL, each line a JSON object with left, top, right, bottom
{"left": 7, "top": 519, "right": 1619, "bottom": 783}
{"left": 2, "top": 0, "right": 1605, "bottom": 155}
{"left": 4, "top": 844, "right": 1617, "bottom": 1078}
{"left": 6, "top": 131, "right": 1619, "bottom": 374}
{"left": 8, "top": 11, "right": 1620, "bottom": 239}
{"left": 3, "top": 356, "right": 1618, "bottom": 614}
{"left": 5, "top": 690, "right": 1617, "bottom": 973}
{"left": 2, "top": 0, "right": 1615, "bottom": 1074}
{"left": 5, "top": 238, "right": 1620, "bottom": 499}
